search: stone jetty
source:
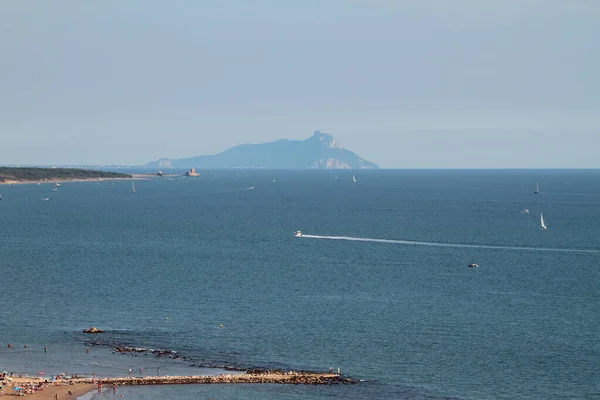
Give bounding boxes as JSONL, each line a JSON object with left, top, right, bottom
{"left": 71, "top": 372, "right": 347, "bottom": 386}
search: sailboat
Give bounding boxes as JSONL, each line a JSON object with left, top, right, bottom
{"left": 540, "top": 213, "right": 547, "bottom": 230}
{"left": 534, "top": 183, "right": 539, "bottom": 194}
{"left": 352, "top": 175, "right": 357, "bottom": 183}
{"left": 130, "top": 181, "right": 136, "bottom": 193}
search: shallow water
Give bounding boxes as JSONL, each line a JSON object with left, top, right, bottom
{"left": 1, "top": 169, "right": 599, "bottom": 399}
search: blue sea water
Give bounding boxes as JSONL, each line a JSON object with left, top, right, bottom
{"left": 0, "top": 169, "right": 599, "bottom": 399}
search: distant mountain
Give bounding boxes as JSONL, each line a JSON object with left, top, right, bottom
{"left": 145, "top": 131, "right": 379, "bottom": 169}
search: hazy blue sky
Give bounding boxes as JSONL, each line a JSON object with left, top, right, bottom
{"left": 1, "top": 1, "right": 598, "bottom": 168}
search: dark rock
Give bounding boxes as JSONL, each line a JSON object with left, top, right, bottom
{"left": 83, "top": 327, "right": 105, "bottom": 333}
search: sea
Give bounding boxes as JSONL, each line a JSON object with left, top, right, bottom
{"left": 0, "top": 169, "right": 599, "bottom": 400}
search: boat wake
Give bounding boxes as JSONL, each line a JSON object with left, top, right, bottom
{"left": 299, "top": 234, "right": 600, "bottom": 254}
{"left": 214, "top": 187, "right": 255, "bottom": 194}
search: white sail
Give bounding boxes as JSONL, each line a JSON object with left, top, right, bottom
{"left": 535, "top": 183, "right": 539, "bottom": 193}
{"left": 541, "top": 213, "right": 547, "bottom": 230}
{"left": 130, "top": 181, "right": 136, "bottom": 193}
{"left": 352, "top": 175, "right": 357, "bottom": 183}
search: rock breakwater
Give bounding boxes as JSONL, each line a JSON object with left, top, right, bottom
{"left": 77, "top": 372, "right": 350, "bottom": 386}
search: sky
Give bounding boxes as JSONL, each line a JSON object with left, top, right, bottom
{"left": 1, "top": 0, "right": 599, "bottom": 168}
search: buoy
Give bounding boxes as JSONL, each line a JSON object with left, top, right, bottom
{"left": 219, "top": 324, "right": 223, "bottom": 328}
{"left": 165, "top": 317, "right": 168, "bottom": 320}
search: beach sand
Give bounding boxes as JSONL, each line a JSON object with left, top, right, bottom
{"left": 19, "top": 384, "right": 94, "bottom": 400}
{"left": 1, "top": 371, "right": 344, "bottom": 398}
{"left": 1, "top": 378, "right": 94, "bottom": 399}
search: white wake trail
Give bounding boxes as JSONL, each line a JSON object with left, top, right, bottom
{"left": 299, "top": 234, "right": 600, "bottom": 254}
{"left": 213, "top": 186, "right": 255, "bottom": 194}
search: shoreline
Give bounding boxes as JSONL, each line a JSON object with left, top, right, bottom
{"left": 0, "top": 378, "right": 94, "bottom": 400}
{"left": 2, "top": 372, "right": 348, "bottom": 399}
{"left": 0, "top": 176, "right": 144, "bottom": 186}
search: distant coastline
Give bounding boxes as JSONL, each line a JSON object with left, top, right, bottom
{"left": 0, "top": 167, "right": 133, "bottom": 185}
{"left": 145, "top": 131, "right": 379, "bottom": 170}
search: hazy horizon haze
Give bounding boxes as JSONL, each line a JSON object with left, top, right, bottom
{"left": 1, "top": 1, "right": 598, "bottom": 168}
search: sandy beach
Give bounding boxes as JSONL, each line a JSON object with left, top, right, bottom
{"left": 0, "top": 376, "right": 94, "bottom": 399}
{"left": 0, "top": 371, "right": 346, "bottom": 399}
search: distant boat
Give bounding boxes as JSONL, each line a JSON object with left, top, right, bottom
{"left": 534, "top": 183, "right": 539, "bottom": 194}
{"left": 293, "top": 230, "right": 303, "bottom": 237}
{"left": 522, "top": 208, "right": 530, "bottom": 213}
{"left": 0, "top": 193, "right": 2, "bottom": 200}
{"left": 42, "top": 197, "right": 49, "bottom": 201}
{"left": 55, "top": 183, "right": 61, "bottom": 187}
{"left": 130, "top": 181, "right": 136, "bottom": 193}
{"left": 468, "top": 263, "right": 479, "bottom": 268}
{"left": 352, "top": 175, "right": 357, "bottom": 183}
{"left": 541, "top": 213, "right": 547, "bottom": 230}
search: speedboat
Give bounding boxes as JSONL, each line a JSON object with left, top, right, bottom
{"left": 468, "top": 263, "right": 479, "bottom": 268}
{"left": 293, "top": 231, "right": 303, "bottom": 237}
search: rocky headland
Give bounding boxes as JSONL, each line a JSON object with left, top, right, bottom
{"left": 145, "top": 130, "right": 379, "bottom": 169}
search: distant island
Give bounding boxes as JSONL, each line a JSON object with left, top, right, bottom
{"left": 0, "top": 167, "right": 132, "bottom": 184}
{"left": 145, "top": 131, "right": 379, "bottom": 169}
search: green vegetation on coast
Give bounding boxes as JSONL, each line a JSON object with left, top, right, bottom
{"left": 0, "top": 167, "right": 132, "bottom": 183}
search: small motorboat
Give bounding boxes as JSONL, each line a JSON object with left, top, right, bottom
{"left": 293, "top": 230, "right": 303, "bottom": 237}
{"left": 468, "top": 263, "right": 479, "bottom": 268}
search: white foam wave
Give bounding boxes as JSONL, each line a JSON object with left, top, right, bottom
{"left": 299, "top": 234, "right": 600, "bottom": 254}
{"left": 214, "top": 187, "right": 255, "bottom": 194}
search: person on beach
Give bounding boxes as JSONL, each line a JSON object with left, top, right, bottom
{"left": 139, "top": 367, "right": 143, "bottom": 376}
{"left": 44, "top": 346, "right": 48, "bottom": 353}
{"left": 85, "top": 347, "right": 89, "bottom": 354}
{"left": 129, "top": 368, "right": 132, "bottom": 376}
{"left": 113, "top": 383, "right": 117, "bottom": 394}
{"left": 157, "top": 367, "right": 160, "bottom": 376}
